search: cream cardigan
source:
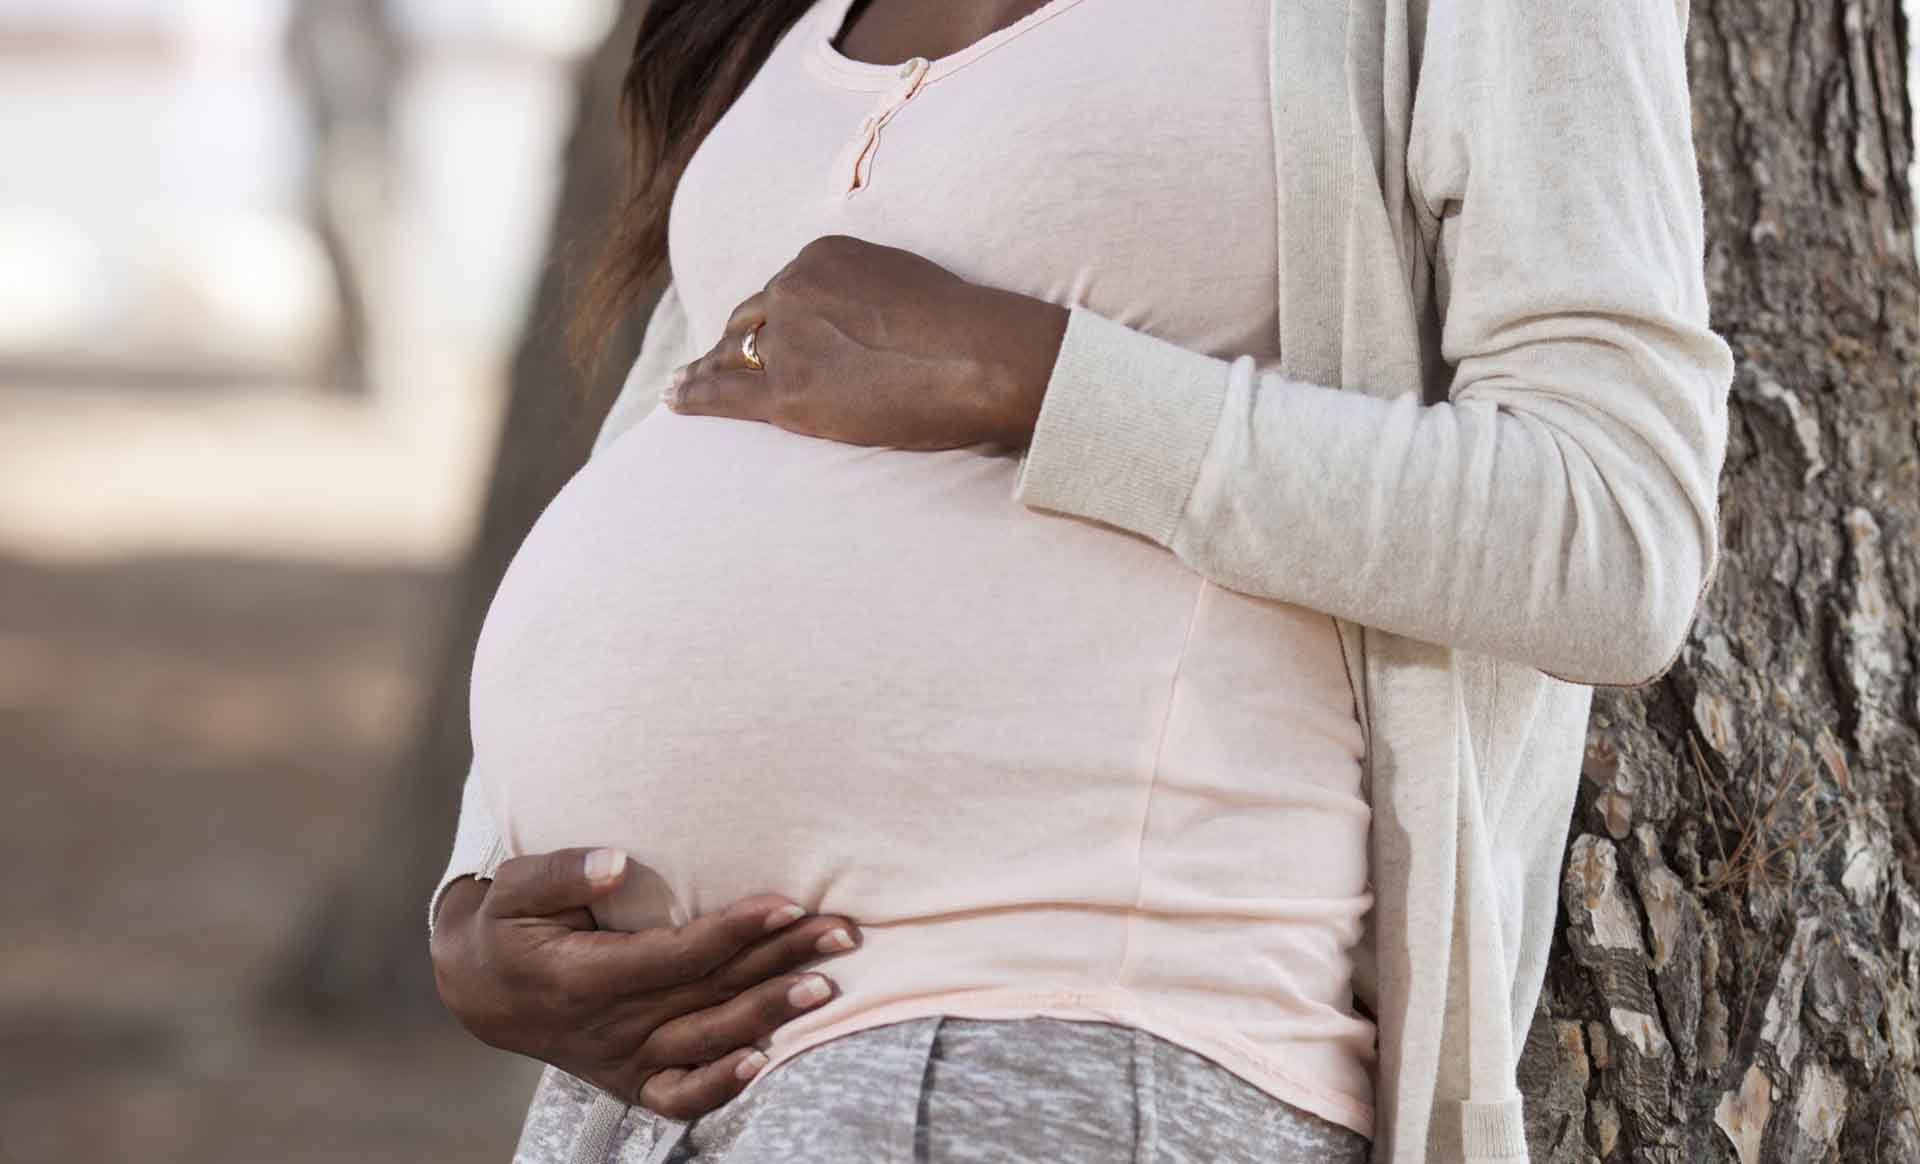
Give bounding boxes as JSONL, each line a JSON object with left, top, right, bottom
{"left": 431, "top": 0, "right": 1733, "bottom": 1160}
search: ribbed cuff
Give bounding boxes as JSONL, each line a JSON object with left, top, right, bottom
{"left": 426, "top": 776, "right": 510, "bottom": 940}
{"left": 1011, "top": 305, "right": 1235, "bottom": 549}
{"left": 1459, "top": 1095, "right": 1530, "bottom": 1161}
{"left": 426, "top": 835, "right": 507, "bottom": 940}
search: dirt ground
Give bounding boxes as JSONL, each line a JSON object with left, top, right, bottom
{"left": 0, "top": 551, "right": 539, "bottom": 1163}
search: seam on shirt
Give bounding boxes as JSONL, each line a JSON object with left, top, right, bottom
{"left": 1112, "top": 575, "right": 1211, "bottom": 992}
{"left": 1484, "top": 660, "right": 1504, "bottom": 822}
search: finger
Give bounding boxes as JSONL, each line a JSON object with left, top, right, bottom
{"left": 671, "top": 368, "right": 775, "bottom": 422}
{"left": 547, "top": 892, "right": 820, "bottom": 998}
{"left": 722, "top": 290, "right": 771, "bottom": 343}
{"left": 634, "top": 1045, "right": 770, "bottom": 1121}
{"left": 641, "top": 971, "right": 838, "bottom": 1068}
{"left": 483, "top": 848, "right": 629, "bottom": 919}
{"left": 545, "top": 911, "right": 859, "bottom": 1031}
{"left": 666, "top": 290, "right": 773, "bottom": 405}
{"left": 680, "top": 291, "right": 771, "bottom": 386}
{"left": 707, "top": 914, "right": 862, "bottom": 997}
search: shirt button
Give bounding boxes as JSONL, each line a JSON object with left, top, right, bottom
{"left": 898, "top": 56, "right": 926, "bottom": 79}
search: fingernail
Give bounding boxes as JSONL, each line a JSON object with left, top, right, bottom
{"left": 788, "top": 974, "right": 832, "bottom": 1007}
{"left": 735, "top": 1050, "right": 769, "bottom": 1080}
{"left": 584, "top": 848, "right": 626, "bottom": 885}
{"left": 815, "top": 928, "right": 856, "bottom": 953}
{"left": 764, "top": 903, "right": 806, "bottom": 931}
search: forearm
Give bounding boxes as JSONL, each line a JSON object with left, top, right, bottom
{"left": 1007, "top": 0, "right": 1730, "bottom": 691}
{"left": 977, "top": 288, "right": 1071, "bottom": 449}
{"left": 1011, "top": 305, "right": 1728, "bottom": 689}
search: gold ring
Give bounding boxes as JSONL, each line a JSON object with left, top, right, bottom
{"left": 741, "top": 323, "right": 765, "bottom": 371}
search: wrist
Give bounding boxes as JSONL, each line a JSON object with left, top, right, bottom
{"left": 429, "top": 879, "right": 504, "bottom": 1042}
{"left": 977, "top": 289, "right": 1069, "bottom": 448}
{"left": 430, "top": 877, "right": 487, "bottom": 963}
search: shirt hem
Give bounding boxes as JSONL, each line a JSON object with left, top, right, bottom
{"left": 743, "top": 984, "right": 1375, "bottom": 1141}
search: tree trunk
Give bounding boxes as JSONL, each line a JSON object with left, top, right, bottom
{"left": 268, "top": 0, "right": 652, "bottom": 1019}
{"left": 1520, "top": 1, "right": 1920, "bottom": 1161}
{"left": 287, "top": 0, "right": 395, "bottom": 396}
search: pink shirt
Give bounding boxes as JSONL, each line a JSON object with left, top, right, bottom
{"left": 471, "top": 0, "right": 1376, "bottom": 1137}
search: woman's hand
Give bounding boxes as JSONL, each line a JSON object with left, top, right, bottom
{"left": 429, "top": 848, "right": 862, "bottom": 1119}
{"left": 663, "top": 233, "right": 1069, "bottom": 451}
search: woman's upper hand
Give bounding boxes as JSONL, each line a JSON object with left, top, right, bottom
{"left": 663, "top": 233, "right": 1068, "bottom": 451}
{"left": 428, "top": 848, "right": 862, "bottom": 1119}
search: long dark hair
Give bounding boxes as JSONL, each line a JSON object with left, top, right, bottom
{"left": 568, "top": 0, "right": 821, "bottom": 372}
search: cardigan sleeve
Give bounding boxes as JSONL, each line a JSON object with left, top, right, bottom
{"left": 1010, "top": 0, "right": 1732, "bottom": 689}
{"left": 427, "top": 282, "right": 695, "bottom": 938}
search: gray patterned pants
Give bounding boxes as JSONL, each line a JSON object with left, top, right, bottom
{"left": 514, "top": 1015, "right": 1371, "bottom": 1163}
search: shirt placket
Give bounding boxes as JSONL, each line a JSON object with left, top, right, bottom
{"left": 831, "top": 55, "right": 930, "bottom": 198}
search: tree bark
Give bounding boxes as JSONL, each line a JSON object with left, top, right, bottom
{"left": 1521, "top": 2, "right": 1920, "bottom": 1161}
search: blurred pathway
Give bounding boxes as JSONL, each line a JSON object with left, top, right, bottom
{"left": 0, "top": 551, "right": 539, "bottom": 1162}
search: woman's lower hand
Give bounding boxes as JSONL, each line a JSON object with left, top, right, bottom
{"left": 663, "top": 233, "right": 1068, "bottom": 451}
{"left": 429, "top": 848, "right": 861, "bottom": 1119}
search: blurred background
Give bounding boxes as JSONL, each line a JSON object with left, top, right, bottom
{"left": 4, "top": 1, "right": 1920, "bottom": 1162}
{"left": 0, "top": 0, "right": 655, "bottom": 1159}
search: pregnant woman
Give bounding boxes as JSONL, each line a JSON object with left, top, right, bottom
{"left": 428, "top": 1, "right": 1732, "bottom": 1163}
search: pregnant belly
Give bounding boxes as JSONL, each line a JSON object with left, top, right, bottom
{"left": 469, "top": 408, "right": 1208, "bottom": 930}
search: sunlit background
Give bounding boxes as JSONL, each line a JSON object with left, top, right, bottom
{"left": 2, "top": 0, "right": 630, "bottom": 1159}
{"left": 4, "top": 1, "right": 1920, "bottom": 1161}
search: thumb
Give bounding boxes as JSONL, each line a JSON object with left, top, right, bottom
{"left": 668, "top": 368, "right": 772, "bottom": 422}
{"left": 483, "top": 847, "right": 629, "bottom": 919}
